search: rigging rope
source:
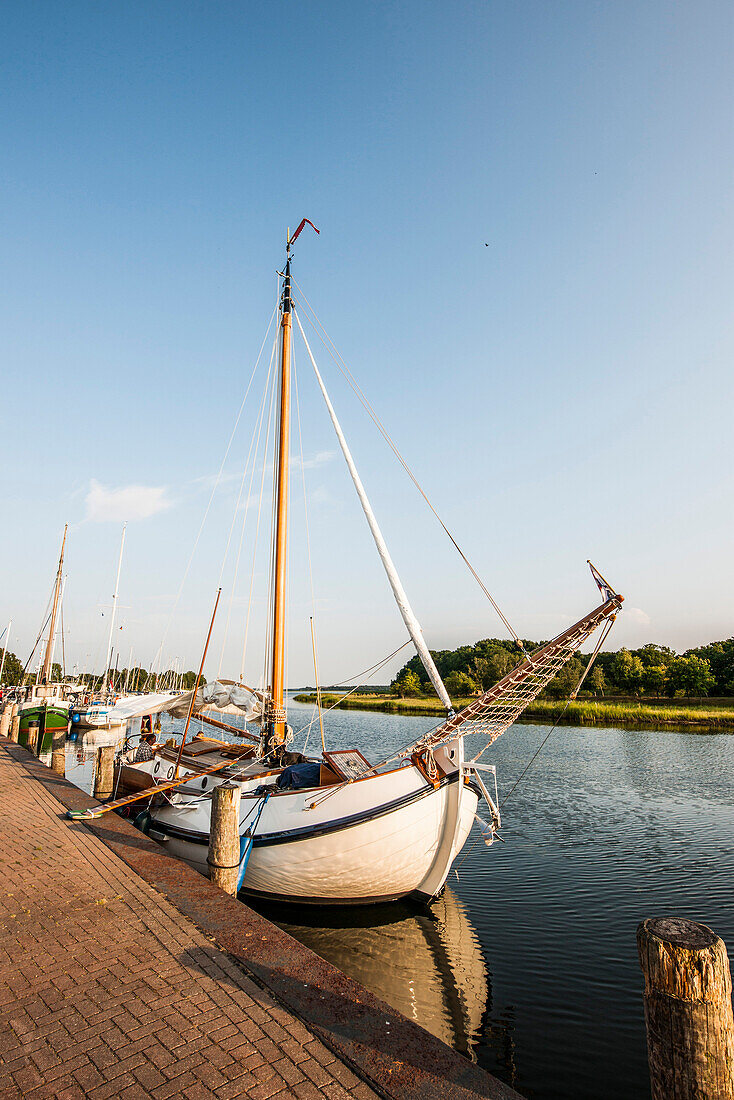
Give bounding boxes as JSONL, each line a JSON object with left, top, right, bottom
{"left": 292, "top": 281, "right": 526, "bottom": 653}
{"left": 217, "top": 326, "right": 280, "bottom": 676}
{"left": 294, "top": 348, "right": 323, "bottom": 747}
{"left": 154, "top": 298, "right": 279, "bottom": 679}
{"left": 289, "top": 639, "right": 412, "bottom": 740}
{"left": 500, "top": 698, "right": 572, "bottom": 810}
{"left": 240, "top": 358, "right": 278, "bottom": 686}
{"left": 295, "top": 310, "right": 453, "bottom": 713}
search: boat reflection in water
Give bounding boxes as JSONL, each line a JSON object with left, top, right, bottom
{"left": 266, "top": 887, "right": 489, "bottom": 1059}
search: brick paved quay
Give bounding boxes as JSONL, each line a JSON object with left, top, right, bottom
{"left": 0, "top": 738, "right": 521, "bottom": 1100}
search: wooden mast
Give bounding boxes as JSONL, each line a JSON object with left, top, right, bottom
{"left": 40, "top": 525, "right": 68, "bottom": 685}
{"left": 263, "top": 221, "right": 318, "bottom": 758}
{"left": 265, "top": 235, "right": 293, "bottom": 754}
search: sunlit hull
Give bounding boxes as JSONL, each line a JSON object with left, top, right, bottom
{"left": 147, "top": 741, "right": 478, "bottom": 904}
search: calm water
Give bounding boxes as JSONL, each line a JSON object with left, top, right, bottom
{"left": 268, "top": 700, "right": 734, "bottom": 1100}
{"left": 66, "top": 701, "right": 734, "bottom": 1099}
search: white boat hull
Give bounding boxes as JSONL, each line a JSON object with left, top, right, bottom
{"left": 148, "top": 744, "right": 479, "bottom": 904}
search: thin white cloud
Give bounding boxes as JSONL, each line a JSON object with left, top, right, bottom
{"left": 192, "top": 470, "right": 243, "bottom": 490}
{"left": 295, "top": 450, "right": 335, "bottom": 470}
{"left": 84, "top": 479, "right": 171, "bottom": 523}
{"left": 626, "top": 607, "right": 651, "bottom": 626}
{"left": 194, "top": 451, "right": 335, "bottom": 490}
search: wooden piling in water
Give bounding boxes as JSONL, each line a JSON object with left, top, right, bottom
{"left": 638, "top": 916, "right": 734, "bottom": 1100}
{"left": 94, "top": 746, "right": 115, "bottom": 801}
{"left": 207, "top": 781, "right": 241, "bottom": 896}
{"left": 51, "top": 728, "right": 66, "bottom": 776}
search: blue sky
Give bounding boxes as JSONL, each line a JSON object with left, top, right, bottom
{"left": 2, "top": 1, "right": 733, "bottom": 684}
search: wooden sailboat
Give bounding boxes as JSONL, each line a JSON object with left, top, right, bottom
{"left": 19, "top": 526, "right": 72, "bottom": 753}
{"left": 119, "top": 226, "right": 623, "bottom": 905}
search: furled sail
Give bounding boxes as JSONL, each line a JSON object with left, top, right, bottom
{"left": 168, "top": 681, "right": 264, "bottom": 722}
{"left": 404, "top": 589, "right": 623, "bottom": 758}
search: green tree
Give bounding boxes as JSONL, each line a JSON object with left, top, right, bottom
{"left": 0, "top": 650, "right": 24, "bottom": 686}
{"left": 546, "top": 657, "right": 584, "bottom": 700}
{"left": 685, "top": 639, "right": 734, "bottom": 696}
{"left": 392, "top": 669, "right": 424, "bottom": 698}
{"left": 642, "top": 665, "right": 667, "bottom": 695}
{"left": 635, "top": 644, "right": 676, "bottom": 669}
{"left": 181, "top": 670, "right": 204, "bottom": 690}
{"left": 667, "top": 655, "right": 715, "bottom": 697}
{"left": 472, "top": 649, "right": 514, "bottom": 690}
{"left": 51, "top": 662, "right": 62, "bottom": 682}
{"left": 444, "top": 670, "right": 477, "bottom": 698}
{"left": 587, "top": 666, "right": 606, "bottom": 696}
{"left": 611, "top": 649, "right": 644, "bottom": 693}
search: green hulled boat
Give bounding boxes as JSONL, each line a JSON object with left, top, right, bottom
{"left": 20, "top": 526, "right": 71, "bottom": 755}
{"left": 18, "top": 700, "right": 69, "bottom": 754}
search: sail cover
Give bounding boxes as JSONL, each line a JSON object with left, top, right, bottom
{"left": 168, "top": 681, "right": 264, "bottom": 722}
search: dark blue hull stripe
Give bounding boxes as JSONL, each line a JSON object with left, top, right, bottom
{"left": 151, "top": 771, "right": 477, "bottom": 849}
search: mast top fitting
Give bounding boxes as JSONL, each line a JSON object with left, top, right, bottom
{"left": 282, "top": 219, "right": 319, "bottom": 316}
{"left": 287, "top": 218, "right": 319, "bottom": 256}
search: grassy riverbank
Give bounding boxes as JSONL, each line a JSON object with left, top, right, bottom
{"left": 293, "top": 693, "right": 734, "bottom": 729}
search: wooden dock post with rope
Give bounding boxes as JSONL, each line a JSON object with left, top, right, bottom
{"left": 207, "top": 780, "right": 241, "bottom": 896}
{"left": 93, "top": 745, "right": 115, "bottom": 801}
{"left": 638, "top": 916, "right": 734, "bottom": 1099}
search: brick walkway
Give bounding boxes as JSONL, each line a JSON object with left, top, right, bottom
{"left": 0, "top": 744, "right": 377, "bottom": 1100}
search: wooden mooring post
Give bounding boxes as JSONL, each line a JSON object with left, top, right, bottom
{"left": 9, "top": 707, "right": 19, "bottom": 743}
{"left": 0, "top": 704, "right": 12, "bottom": 739}
{"left": 93, "top": 746, "right": 115, "bottom": 801}
{"left": 207, "top": 781, "right": 241, "bottom": 896}
{"left": 638, "top": 916, "right": 734, "bottom": 1100}
{"left": 51, "top": 727, "right": 66, "bottom": 776}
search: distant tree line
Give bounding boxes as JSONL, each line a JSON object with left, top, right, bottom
{"left": 0, "top": 651, "right": 201, "bottom": 692}
{"left": 390, "top": 638, "right": 734, "bottom": 701}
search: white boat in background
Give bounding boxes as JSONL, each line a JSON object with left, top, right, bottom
{"left": 91, "top": 223, "right": 623, "bottom": 905}
{"left": 72, "top": 691, "right": 184, "bottom": 732}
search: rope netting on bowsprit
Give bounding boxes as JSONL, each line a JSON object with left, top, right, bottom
{"left": 402, "top": 594, "right": 622, "bottom": 762}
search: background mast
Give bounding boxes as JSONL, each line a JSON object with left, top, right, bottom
{"left": 40, "top": 525, "right": 67, "bottom": 685}
{"left": 101, "top": 524, "right": 126, "bottom": 695}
